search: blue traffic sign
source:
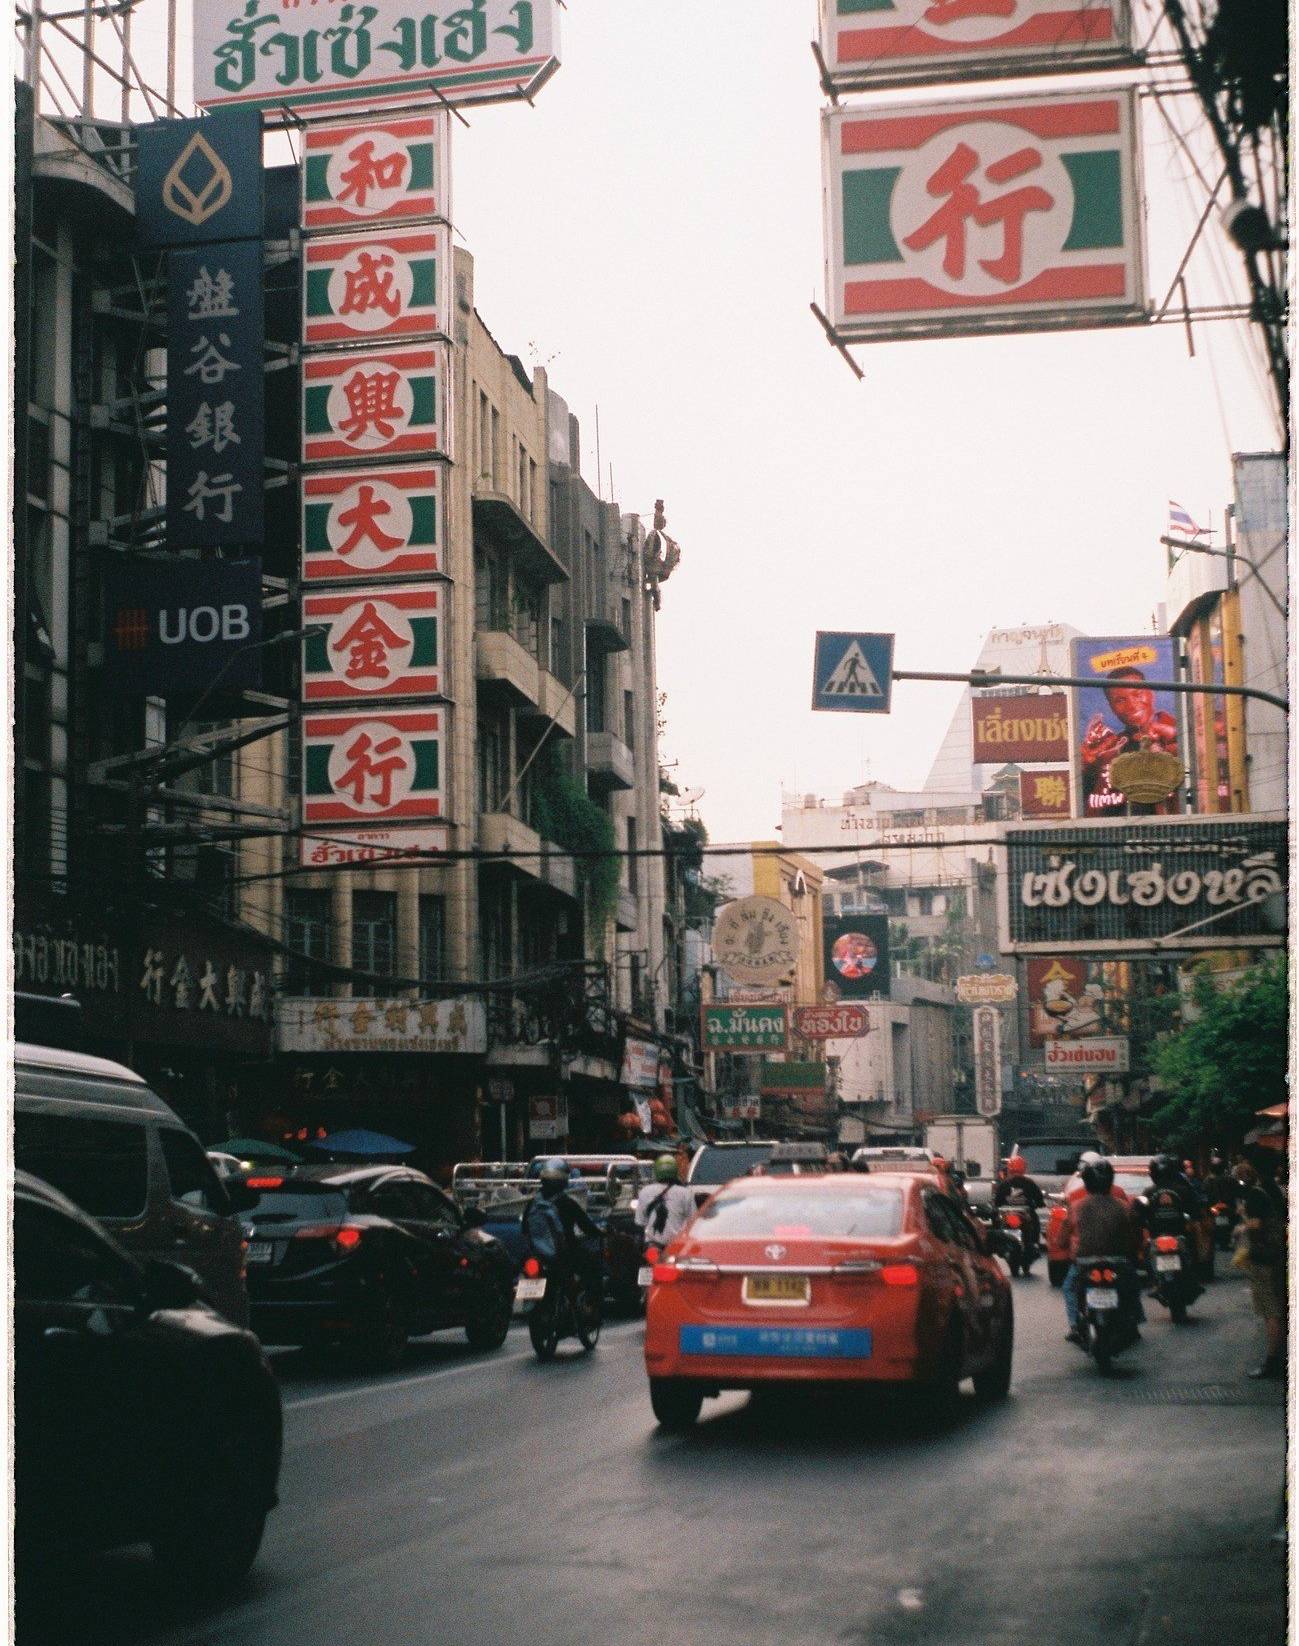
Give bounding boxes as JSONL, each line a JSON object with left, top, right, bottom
{"left": 976, "top": 953, "right": 997, "bottom": 972}
{"left": 812, "top": 631, "right": 894, "bottom": 714}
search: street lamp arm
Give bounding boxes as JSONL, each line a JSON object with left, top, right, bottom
{"left": 892, "top": 668, "right": 1289, "bottom": 714}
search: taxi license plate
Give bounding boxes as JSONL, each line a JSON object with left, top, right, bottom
{"left": 245, "top": 1241, "right": 275, "bottom": 1265}
{"left": 515, "top": 1277, "right": 547, "bottom": 1302}
{"left": 1087, "top": 1288, "right": 1119, "bottom": 1309}
{"left": 742, "top": 1274, "right": 810, "bottom": 1306}
{"left": 637, "top": 1266, "right": 653, "bottom": 1287}
{"left": 1156, "top": 1255, "right": 1181, "bottom": 1273}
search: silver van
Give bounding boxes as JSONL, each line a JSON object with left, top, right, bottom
{"left": 13, "top": 1042, "right": 252, "bottom": 1326}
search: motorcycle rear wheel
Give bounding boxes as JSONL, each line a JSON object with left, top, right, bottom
{"left": 529, "top": 1304, "right": 560, "bottom": 1361}
{"left": 575, "top": 1286, "right": 602, "bottom": 1352}
{"left": 1089, "top": 1319, "right": 1113, "bottom": 1375}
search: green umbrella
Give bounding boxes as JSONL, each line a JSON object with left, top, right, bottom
{"left": 216, "top": 1138, "right": 302, "bottom": 1164}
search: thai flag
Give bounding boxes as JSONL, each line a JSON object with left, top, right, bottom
{"left": 1168, "top": 500, "right": 1208, "bottom": 539}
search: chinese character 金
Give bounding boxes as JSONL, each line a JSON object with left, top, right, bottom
{"left": 183, "top": 470, "right": 244, "bottom": 524}
{"left": 337, "top": 140, "right": 408, "bottom": 209}
{"left": 170, "top": 954, "right": 195, "bottom": 1010}
{"left": 184, "top": 332, "right": 243, "bottom": 386}
{"left": 338, "top": 251, "right": 402, "bottom": 320}
{"left": 332, "top": 601, "right": 405, "bottom": 682}
{"left": 904, "top": 142, "right": 1053, "bottom": 286}
{"left": 185, "top": 265, "right": 239, "bottom": 321}
{"left": 335, "top": 729, "right": 409, "bottom": 808}
{"left": 185, "top": 400, "right": 241, "bottom": 454}
{"left": 336, "top": 483, "right": 404, "bottom": 556}
{"left": 339, "top": 368, "right": 404, "bottom": 443}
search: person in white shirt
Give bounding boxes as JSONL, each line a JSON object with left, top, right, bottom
{"left": 635, "top": 1154, "right": 696, "bottom": 1251}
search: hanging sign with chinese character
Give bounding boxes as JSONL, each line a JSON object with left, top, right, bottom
{"left": 276, "top": 996, "right": 485, "bottom": 1055}
{"left": 167, "top": 239, "right": 265, "bottom": 549}
{"left": 302, "top": 584, "right": 443, "bottom": 702}
{"left": 817, "top": 0, "right": 1135, "bottom": 94}
{"left": 303, "top": 466, "right": 441, "bottom": 584}
{"left": 303, "top": 226, "right": 450, "bottom": 346}
{"left": 302, "top": 707, "right": 444, "bottom": 830}
{"left": 822, "top": 91, "right": 1145, "bottom": 342}
{"left": 303, "top": 114, "right": 450, "bottom": 230}
{"left": 136, "top": 108, "right": 264, "bottom": 248}
{"left": 103, "top": 556, "right": 262, "bottom": 695}
{"left": 972, "top": 692, "right": 1069, "bottom": 764}
{"left": 194, "top": 0, "right": 561, "bottom": 119}
{"left": 972, "top": 1004, "right": 1002, "bottom": 1116}
{"left": 1020, "top": 768, "right": 1073, "bottom": 818}
{"left": 302, "top": 344, "right": 448, "bottom": 465}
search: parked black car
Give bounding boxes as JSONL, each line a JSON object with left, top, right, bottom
{"left": 242, "top": 1164, "right": 516, "bottom": 1368}
{"left": 14, "top": 1170, "right": 282, "bottom": 1593}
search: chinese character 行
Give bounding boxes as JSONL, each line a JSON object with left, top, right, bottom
{"left": 334, "top": 729, "right": 409, "bottom": 808}
{"left": 331, "top": 600, "right": 406, "bottom": 682}
{"left": 338, "top": 251, "right": 402, "bottom": 320}
{"left": 183, "top": 470, "right": 244, "bottom": 525}
{"left": 140, "top": 948, "right": 165, "bottom": 1005}
{"left": 183, "top": 332, "right": 243, "bottom": 386}
{"left": 903, "top": 141, "right": 1053, "bottom": 286}
{"left": 337, "top": 140, "right": 408, "bottom": 209}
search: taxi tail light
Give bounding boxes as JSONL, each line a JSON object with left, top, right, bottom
{"left": 1155, "top": 1235, "right": 1180, "bottom": 1253}
{"left": 880, "top": 1263, "right": 919, "bottom": 1287}
{"left": 246, "top": 1175, "right": 284, "bottom": 1190}
{"left": 651, "top": 1263, "right": 680, "bottom": 1285}
{"left": 521, "top": 1256, "right": 543, "bottom": 1279}
{"left": 644, "top": 1246, "right": 661, "bottom": 1265}
{"left": 333, "top": 1226, "right": 363, "bottom": 1255}
{"left": 1004, "top": 1212, "right": 1022, "bottom": 1229}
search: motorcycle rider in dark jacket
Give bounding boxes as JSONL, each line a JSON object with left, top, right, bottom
{"left": 993, "top": 1154, "right": 1045, "bottom": 1247}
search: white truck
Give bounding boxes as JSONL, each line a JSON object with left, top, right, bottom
{"left": 923, "top": 1116, "right": 999, "bottom": 1183}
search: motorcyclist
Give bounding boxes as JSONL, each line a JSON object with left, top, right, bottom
{"left": 1060, "top": 1157, "right": 1140, "bottom": 1346}
{"left": 993, "top": 1153, "right": 1045, "bottom": 1248}
{"left": 1137, "top": 1153, "right": 1206, "bottom": 1299}
{"left": 1202, "top": 1149, "right": 1238, "bottom": 1209}
{"left": 635, "top": 1153, "right": 696, "bottom": 1252}
{"left": 523, "top": 1156, "right": 602, "bottom": 1301}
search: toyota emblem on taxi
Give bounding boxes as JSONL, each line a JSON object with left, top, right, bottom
{"left": 764, "top": 1244, "right": 786, "bottom": 1262}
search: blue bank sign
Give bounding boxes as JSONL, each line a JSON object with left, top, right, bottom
{"left": 103, "top": 557, "right": 263, "bottom": 695}
{"left": 136, "top": 108, "right": 264, "bottom": 248}
{"left": 811, "top": 631, "right": 894, "bottom": 714}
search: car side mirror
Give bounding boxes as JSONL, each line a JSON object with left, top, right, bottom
{"left": 143, "top": 1258, "right": 204, "bottom": 1312}
{"left": 224, "top": 1181, "right": 261, "bottom": 1214}
{"left": 462, "top": 1205, "right": 486, "bottom": 1229}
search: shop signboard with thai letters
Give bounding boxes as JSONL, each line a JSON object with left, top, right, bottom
{"left": 302, "top": 584, "right": 442, "bottom": 702}
{"left": 620, "top": 1036, "right": 661, "bottom": 1091}
{"left": 303, "top": 226, "right": 451, "bottom": 346}
{"left": 301, "top": 706, "right": 444, "bottom": 838}
{"left": 701, "top": 1004, "right": 790, "bottom": 1054}
{"left": 712, "top": 897, "right": 800, "bottom": 986}
{"left": 528, "top": 1094, "right": 567, "bottom": 1141}
{"left": 972, "top": 1005, "right": 1002, "bottom": 1117}
{"left": 822, "top": 91, "right": 1145, "bottom": 343}
{"left": 194, "top": 0, "right": 561, "bottom": 119}
{"left": 1020, "top": 768, "right": 1073, "bottom": 818}
{"left": 792, "top": 1003, "right": 869, "bottom": 1040}
{"left": 758, "top": 1061, "right": 828, "bottom": 1097}
{"left": 971, "top": 692, "right": 1069, "bottom": 764}
{"left": 300, "top": 824, "right": 449, "bottom": 870}
{"left": 136, "top": 109, "right": 263, "bottom": 248}
{"left": 1043, "top": 1036, "right": 1130, "bottom": 1073}
{"left": 276, "top": 996, "right": 486, "bottom": 1055}
{"left": 303, "top": 114, "right": 450, "bottom": 230}
{"left": 817, "top": 0, "right": 1134, "bottom": 93}
{"left": 303, "top": 466, "right": 441, "bottom": 583}
{"left": 955, "top": 973, "right": 1017, "bottom": 1006}
{"left": 302, "top": 344, "right": 449, "bottom": 465}
{"left": 1001, "top": 816, "right": 1287, "bottom": 953}
{"left": 103, "top": 557, "right": 262, "bottom": 695}
{"left": 167, "top": 240, "right": 266, "bottom": 549}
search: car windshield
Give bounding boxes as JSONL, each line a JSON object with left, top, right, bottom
{"left": 688, "top": 1145, "right": 774, "bottom": 1184}
{"left": 245, "top": 1182, "right": 348, "bottom": 1223}
{"left": 1016, "top": 1142, "right": 1090, "bottom": 1176}
{"left": 694, "top": 1188, "right": 904, "bottom": 1239}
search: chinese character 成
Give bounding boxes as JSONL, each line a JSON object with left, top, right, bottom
{"left": 337, "top": 140, "right": 408, "bottom": 209}
{"left": 336, "top": 483, "right": 404, "bottom": 556}
{"left": 338, "top": 251, "right": 402, "bottom": 320}
{"left": 183, "top": 332, "right": 242, "bottom": 386}
{"left": 185, "top": 265, "right": 239, "bottom": 320}
{"left": 185, "top": 400, "right": 241, "bottom": 454}
{"left": 332, "top": 601, "right": 406, "bottom": 682}
{"left": 183, "top": 470, "right": 244, "bottom": 524}
{"left": 904, "top": 141, "right": 1053, "bottom": 286}
{"left": 339, "top": 368, "right": 404, "bottom": 443}
{"left": 335, "top": 730, "right": 409, "bottom": 808}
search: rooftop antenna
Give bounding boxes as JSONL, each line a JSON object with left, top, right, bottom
{"left": 595, "top": 404, "right": 602, "bottom": 500}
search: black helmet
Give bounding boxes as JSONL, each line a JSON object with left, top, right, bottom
{"left": 1081, "top": 1158, "right": 1115, "bottom": 1195}
{"left": 1149, "top": 1153, "right": 1178, "bottom": 1186}
{"left": 538, "top": 1157, "right": 570, "bottom": 1199}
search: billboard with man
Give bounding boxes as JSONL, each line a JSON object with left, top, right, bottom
{"left": 1071, "top": 636, "right": 1181, "bottom": 816}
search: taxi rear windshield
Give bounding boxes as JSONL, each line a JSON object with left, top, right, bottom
{"left": 695, "top": 1188, "right": 904, "bottom": 1239}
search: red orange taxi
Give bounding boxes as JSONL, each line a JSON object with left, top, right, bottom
{"left": 643, "top": 1171, "right": 1013, "bottom": 1429}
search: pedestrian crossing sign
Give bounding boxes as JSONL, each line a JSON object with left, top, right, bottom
{"left": 812, "top": 632, "right": 894, "bottom": 713}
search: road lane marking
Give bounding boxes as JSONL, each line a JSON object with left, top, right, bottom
{"left": 282, "top": 1321, "right": 643, "bottom": 1411}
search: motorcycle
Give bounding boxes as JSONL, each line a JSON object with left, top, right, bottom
{"left": 999, "top": 1207, "right": 1041, "bottom": 1277}
{"left": 1148, "top": 1233, "right": 1202, "bottom": 1324}
{"left": 1079, "top": 1257, "right": 1139, "bottom": 1374}
{"left": 1211, "top": 1201, "right": 1236, "bottom": 1252}
{"left": 515, "top": 1250, "right": 602, "bottom": 1361}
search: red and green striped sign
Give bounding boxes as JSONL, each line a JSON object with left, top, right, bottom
{"left": 823, "top": 91, "right": 1143, "bottom": 340}
{"left": 304, "top": 226, "right": 449, "bottom": 345}
{"left": 302, "top": 344, "right": 448, "bottom": 464}
{"left": 302, "top": 708, "right": 444, "bottom": 824}
{"left": 302, "top": 584, "right": 442, "bottom": 703}
{"left": 303, "top": 115, "right": 449, "bottom": 231}
{"left": 819, "top": 0, "right": 1131, "bottom": 89}
{"left": 302, "top": 466, "right": 440, "bottom": 583}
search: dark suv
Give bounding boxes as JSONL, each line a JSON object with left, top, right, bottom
{"left": 243, "top": 1165, "right": 516, "bottom": 1368}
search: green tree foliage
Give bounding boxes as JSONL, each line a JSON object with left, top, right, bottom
{"left": 1150, "top": 955, "right": 1288, "bottom": 1147}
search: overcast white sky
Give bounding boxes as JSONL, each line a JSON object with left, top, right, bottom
{"left": 47, "top": 1, "right": 1282, "bottom": 843}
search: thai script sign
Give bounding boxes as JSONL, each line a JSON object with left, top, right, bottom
{"left": 302, "top": 344, "right": 448, "bottom": 464}
{"left": 620, "top": 1036, "right": 662, "bottom": 1091}
{"left": 1020, "top": 768, "right": 1072, "bottom": 818}
{"left": 303, "top": 466, "right": 441, "bottom": 583}
{"left": 303, "top": 114, "right": 450, "bottom": 230}
{"left": 136, "top": 109, "right": 263, "bottom": 247}
{"left": 817, "top": 0, "right": 1134, "bottom": 93}
{"left": 277, "top": 996, "right": 486, "bottom": 1055}
{"left": 1002, "top": 816, "right": 1287, "bottom": 952}
{"left": 194, "top": 0, "right": 561, "bottom": 119}
{"left": 954, "top": 974, "right": 1017, "bottom": 1005}
{"left": 299, "top": 824, "right": 448, "bottom": 869}
{"left": 1072, "top": 635, "right": 1180, "bottom": 816}
{"left": 1043, "top": 1036, "right": 1129, "bottom": 1073}
{"left": 302, "top": 706, "right": 444, "bottom": 826}
{"left": 303, "top": 226, "right": 450, "bottom": 345}
{"left": 972, "top": 692, "right": 1069, "bottom": 764}
{"left": 167, "top": 240, "right": 265, "bottom": 549}
{"left": 701, "top": 1004, "right": 790, "bottom": 1053}
{"left": 822, "top": 91, "right": 1144, "bottom": 341}
{"left": 758, "top": 1061, "right": 827, "bottom": 1096}
{"left": 792, "top": 1003, "right": 869, "bottom": 1039}
{"left": 713, "top": 897, "right": 800, "bottom": 986}
{"left": 973, "top": 1004, "right": 1002, "bottom": 1117}
{"left": 823, "top": 913, "right": 891, "bottom": 1001}
{"left": 302, "top": 583, "right": 442, "bottom": 702}
{"left": 103, "top": 557, "right": 262, "bottom": 695}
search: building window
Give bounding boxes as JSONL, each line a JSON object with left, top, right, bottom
{"left": 477, "top": 388, "right": 490, "bottom": 481}
{"left": 550, "top": 616, "right": 564, "bottom": 678}
{"left": 627, "top": 816, "right": 638, "bottom": 893}
{"left": 623, "top": 689, "right": 635, "bottom": 751}
{"left": 474, "top": 545, "right": 508, "bottom": 631}
{"left": 418, "top": 895, "right": 446, "bottom": 983}
{"left": 491, "top": 407, "right": 500, "bottom": 489}
{"left": 621, "top": 596, "right": 632, "bottom": 638}
{"left": 585, "top": 646, "right": 607, "bottom": 734}
{"left": 528, "top": 457, "right": 538, "bottom": 524}
{"left": 513, "top": 580, "right": 542, "bottom": 658}
{"left": 477, "top": 715, "right": 507, "bottom": 813}
{"left": 285, "top": 889, "right": 333, "bottom": 995}
{"left": 351, "top": 890, "right": 397, "bottom": 996}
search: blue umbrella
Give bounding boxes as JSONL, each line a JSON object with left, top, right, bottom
{"left": 309, "top": 1127, "right": 416, "bottom": 1158}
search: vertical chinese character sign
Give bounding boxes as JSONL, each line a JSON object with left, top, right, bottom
{"left": 301, "top": 708, "right": 445, "bottom": 865}
{"left": 302, "top": 345, "right": 449, "bottom": 464}
{"left": 823, "top": 90, "right": 1144, "bottom": 340}
{"left": 303, "top": 226, "right": 451, "bottom": 345}
{"left": 302, "top": 584, "right": 442, "bottom": 702}
{"left": 972, "top": 1004, "right": 1003, "bottom": 1116}
{"left": 303, "top": 115, "right": 450, "bottom": 230}
{"left": 302, "top": 466, "right": 441, "bottom": 583}
{"left": 167, "top": 239, "right": 266, "bottom": 548}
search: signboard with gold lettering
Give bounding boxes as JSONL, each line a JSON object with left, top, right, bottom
{"left": 972, "top": 692, "right": 1070, "bottom": 765}
{"left": 276, "top": 996, "right": 485, "bottom": 1055}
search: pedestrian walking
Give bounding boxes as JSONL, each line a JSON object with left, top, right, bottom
{"left": 1233, "top": 1153, "right": 1287, "bottom": 1380}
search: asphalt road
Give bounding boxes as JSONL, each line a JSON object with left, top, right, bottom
{"left": 19, "top": 1268, "right": 1287, "bottom": 1646}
